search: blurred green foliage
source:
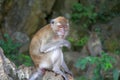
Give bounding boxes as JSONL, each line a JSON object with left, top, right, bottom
{"left": 68, "top": 36, "right": 89, "bottom": 51}
{"left": 104, "top": 39, "right": 120, "bottom": 54}
{"left": 16, "top": 54, "right": 33, "bottom": 66}
{"left": 0, "top": 33, "right": 21, "bottom": 55}
{"left": 113, "top": 69, "right": 119, "bottom": 80}
{"left": 69, "top": 3, "right": 98, "bottom": 51}
{"left": 70, "top": 2, "right": 120, "bottom": 52}
{"left": 0, "top": 33, "right": 32, "bottom": 66}
{"left": 71, "top": 2, "right": 120, "bottom": 80}
{"left": 71, "top": 3, "right": 97, "bottom": 29}
{"left": 114, "top": 50, "right": 120, "bottom": 55}
{"left": 75, "top": 52, "right": 117, "bottom": 80}
{"left": 71, "top": 2, "right": 120, "bottom": 24}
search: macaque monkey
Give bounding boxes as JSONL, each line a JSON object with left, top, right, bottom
{"left": 29, "top": 16, "right": 72, "bottom": 80}
{"left": 82, "top": 32, "right": 103, "bottom": 79}
{"left": 86, "top": 32, "right": 102, "bottom": 56}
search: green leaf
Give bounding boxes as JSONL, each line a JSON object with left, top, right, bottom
{"left": 75, "top": 58, "right": 88, "bottom": 70}
{"left": 113, "top": 69, "right": 119, "bottom": 80}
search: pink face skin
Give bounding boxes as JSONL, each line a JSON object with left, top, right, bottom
{"left": 50, "top": 17, "right": 69, "bottom": 39}
{"left": 57, "top": 23, "right": 65, "bottom": 36}
{"left": 56, "top": 22, "right": 69, "bottom": 38}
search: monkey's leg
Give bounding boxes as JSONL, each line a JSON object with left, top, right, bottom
{"left": 62, "top": 60, "right": 72, "bottom": 76}
{"left": 29, "top": 69, "right": 43, "bottom": 80}
{"left": 53, "top": 66, "right": 68, "bottom": 80}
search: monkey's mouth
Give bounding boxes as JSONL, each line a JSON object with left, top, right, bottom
{"left": 57, "top": 26, "right": 65, "bottom": 36}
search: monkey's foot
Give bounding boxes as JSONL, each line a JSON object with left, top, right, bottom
{"left": 43, "top": 70, "right": 74, "bottom": 80}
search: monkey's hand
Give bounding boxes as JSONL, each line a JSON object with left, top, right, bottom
{"left": 60, "top": 40, "right": 71, "bottom": 49}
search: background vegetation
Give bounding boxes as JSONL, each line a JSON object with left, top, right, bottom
{"left": 0, "top": 0, "right": 120, "bottom": 80}
{"left": 69, "top": 2, "right": 120, "bottom": 80}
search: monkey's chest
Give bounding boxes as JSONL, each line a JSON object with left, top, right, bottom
{"left": 50, "top": 48, "right": 63, "bottom": 65}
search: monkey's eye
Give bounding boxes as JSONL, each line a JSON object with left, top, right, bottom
{"left": 50, "top": 20, "right": 54, "bottom": 24}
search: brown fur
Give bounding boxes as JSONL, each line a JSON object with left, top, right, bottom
{"left": 29, "top": 17, "right": 72, "bottom": 80}
{"left": 29, "top": 16, "right": 69, "bottom": 68}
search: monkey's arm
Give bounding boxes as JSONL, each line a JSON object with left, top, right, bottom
{"left": 40, "top": 40, "right": 71, "bottom": 53}
{"left": 87, "top": 44, "right": 96, "bottom": 56}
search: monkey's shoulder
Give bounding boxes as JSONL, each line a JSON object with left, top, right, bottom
{"left": 31, "top": 24, "right": 54, "bottom": 44}
{"left": 35, "top": 24, "right": 53, "bottom": 37}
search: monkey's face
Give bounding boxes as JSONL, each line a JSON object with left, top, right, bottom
{"left": 50, "top": 16, "right": 69, "bottom": 38}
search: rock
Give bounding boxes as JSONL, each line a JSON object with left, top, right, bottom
{"left": 3, "top": 56, "right": 17, "bottom": 79}
{"left": 1, "top": 0, "right": 56, "bottom": 36}
{"left": 0, "top": 0, "right": 4, "bottom": 18}
{"left": 11, "top": 32, "right": 30, "bottom": 54}
{"left": 43, "top": 70, "right": 74, "bottom": 80}
{"left": 0, "top": 47, "right": 74, "bottom": 80}
{"left": 51, "top": 0, "right": 77, "bottom": 19}
{"left": 12, "top": 32, "right": 29, "bottom": 44}
{"left": 43, "top": 71, "right": 64, "bottom": 80}
{"left": 0, "top": 47, "right": 16, "bottom": 80}
{"left": 17, "top": 65, "right": 34, "bottom": 80}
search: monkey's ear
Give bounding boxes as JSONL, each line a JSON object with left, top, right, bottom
{"left": 50, "top": 19, "right": 54, "bottom": 24}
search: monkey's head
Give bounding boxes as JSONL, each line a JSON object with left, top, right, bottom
{"left": 90, "top": 32, "right": 98, "bottom": 42}
{"left": 50, "top": 16, "right": 69, "bottom": 38}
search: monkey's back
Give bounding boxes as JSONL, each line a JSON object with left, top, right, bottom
{"left": 29, "top": 24, "right": 54, "bottom": 68}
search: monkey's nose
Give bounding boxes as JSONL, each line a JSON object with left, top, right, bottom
{"left": 58, "top": 25, "right": 63, "bottom": 28}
